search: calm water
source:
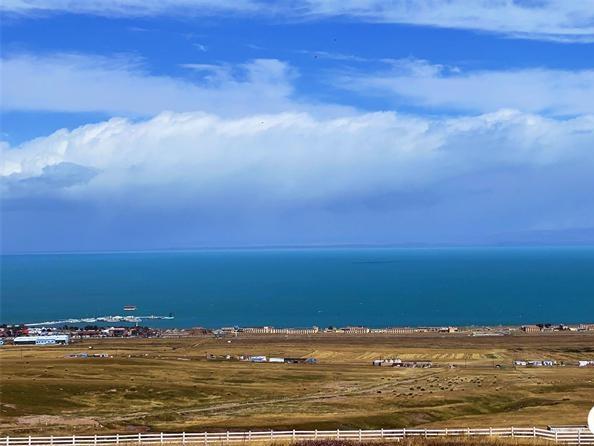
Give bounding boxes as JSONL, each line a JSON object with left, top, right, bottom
{"left": 2, "top": 247, "right": 594, "bottom": 328}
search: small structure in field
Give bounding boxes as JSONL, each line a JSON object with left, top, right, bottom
{"left": 514, "top": 359, "right": 556, "bottom": 367}
{"left": 395, "top": 360, "right": 432, "bottom": 368}
{"left": 372, "top": 359, "right": 402, "bottom": 366}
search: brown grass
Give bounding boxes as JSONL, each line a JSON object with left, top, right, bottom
{"left": 1, "top": 333, "right": 593, "bottom": 436}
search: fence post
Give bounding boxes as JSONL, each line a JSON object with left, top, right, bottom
{"left": 314, "top": 430, "right": 318, "bottom": 440}
{"left": 138, "top": 433, "right": 141, "bottom": 444}
{"left": 489, "top": 427, "right": 492, "bottom": 437}
{"left": 73, "top": 435, "right": 76, "bottom": 446}
{"left": 336, "top": 429, "right": 340, "bottom": 440}
{"left": 227, "top": 431, "right": 230, "bottom": 443}
{"left": 182, "top": 432, "right": 186, "bottom": 445}
{"left": 555, "top": 431, "right": 558, "bottom": 443}
{"left": 115, "top": 434, "right": 119, "bottom": 445}
{"left": 403, "top": 428, "right": 406, "bottom": 438}
{"left": 28, "top": 436, "right": 32, "bottom": 446}
{"left": 511, "top": 427, "right": 514, "bottom": 438}
{"left": 160, "top": 432, "right": 164, "bottom": 445}
{"left": 424, "top": 429, "right": 428, "bottom": 438}
{"left": 578, "top": 429, "right": 581, "bottom": 445}
{"left": 359, "top": 429, "right": 362, "bottom": 442}
{"left": 94, "top": 435, "right": 97, "bottom": 446}
{"left": 533, "top": 427, "right": 536, "bottom": 438}
{"left": 248, "top": 431, "right": 251, "bottom": 442}
{"left": 445, "top": 428, "right": 448, "bottom": 437}
{"left": 51, "top": 436, "right": 54, "bottom": 446}
{"left": 381, "top": 428, "right": 384, "bottom": 439}
{"left": 293, "top": 429, "right": 296, "bottom": 441}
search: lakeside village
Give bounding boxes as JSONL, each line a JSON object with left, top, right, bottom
{"left": 2, "top": 321, "right": 594, "bottom": 342}
{"left": 1, "top": 321, "right": 594, "bottom": 369}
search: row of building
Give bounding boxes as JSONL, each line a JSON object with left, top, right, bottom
{"left": 221, "top": 325, "right": 460, "bottom": 335}
{"left": 2, "top": 321, "right": 593, "bottom": 343}
{"left": 66, "top": 352, "right": 111, "bottom": 359}
{"left": 369, "top": 358, "right": 593, "bottom": 368}
{"left": 513, "top": 359, "right": 556, "bottom": 367}
{"left": 1, "top": 326, "right": 161, "bottom": 346}
{"left": 227, "top": 323, "right": 594, "bottom": 336}
{"left": 372, "top": 358, "right": 433, "bottom": 368}
{"left": 513, "top": 359, "right": 594, "bottom": 367}
{"left": 520, "top": 323, "right": 594, "bottom": 332}
{"left": 206, "top": 353, "right": 317, "bottom": 364}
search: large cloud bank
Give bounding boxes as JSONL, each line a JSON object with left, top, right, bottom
{"left": 4, "top": 109, "right": 593, "bottom": 199}
{"left": 2, "top": 50, "right": 594, "bottom": 249}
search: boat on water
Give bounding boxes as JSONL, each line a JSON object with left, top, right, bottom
{"left": 123, "top": 305, "right": 137, "bottom": 311}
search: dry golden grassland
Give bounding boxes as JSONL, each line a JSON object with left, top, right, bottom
{"left": 1, "top": 333, "right": 593, "bottom": 436}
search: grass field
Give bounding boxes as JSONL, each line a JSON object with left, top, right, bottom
{"left": 1, "top": 333, "right": 593, "bottom": 436}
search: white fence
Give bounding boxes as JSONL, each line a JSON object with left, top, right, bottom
{"left": 2, "top": 427, "right": 594, "bottom": 446}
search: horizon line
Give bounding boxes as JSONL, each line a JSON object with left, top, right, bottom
{"left": 3, "top": 242, "right": 594, "bottom": 256}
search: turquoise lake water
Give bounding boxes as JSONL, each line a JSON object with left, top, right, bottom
{"left": 2, "top": 247, "right": 594, "bottom": 327}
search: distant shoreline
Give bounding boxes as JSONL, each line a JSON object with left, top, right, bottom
{"left": 3, "top": 321, "right": 593, "bottom": 341}
{"left": 3, "top": 319, "right": 594, "bottom": 333}
{"left": 4, "top": 243, "right": 594, "bottom": 256}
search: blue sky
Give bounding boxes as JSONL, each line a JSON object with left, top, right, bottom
{"left": 2, "top": 1, "right": 594, "bottom": 252}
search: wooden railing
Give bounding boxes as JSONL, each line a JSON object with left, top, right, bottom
{"left": 2, "top": 427, "right": 594, "bottom": 446}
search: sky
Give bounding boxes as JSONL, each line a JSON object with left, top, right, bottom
{"left": 1, "top": 0, "right": 594, "bottom": 252}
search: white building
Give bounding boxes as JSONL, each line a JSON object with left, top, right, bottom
{"left": 13, "top": 335, "right": 69, "bottom": 345}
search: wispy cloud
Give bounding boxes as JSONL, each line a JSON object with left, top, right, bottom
{"left": 6, "top": 53, "right": 594, "bottom": 118}
{"left": 302, "top": 0, "right": 594, "bottom": 43}
{"left": 192, "top": 43, "right": 208, "bottom": 52}
{"left": 338, "top": 58, "right": 594, "bottom": 116}
{"left": 1, "top": 53, "right": 297, "bottom": 116}
{"left": 3, "top": 0, "right": 594, "bottom": 43}
{"left": 1, "top": 0, "right": 260, "bottom": 17}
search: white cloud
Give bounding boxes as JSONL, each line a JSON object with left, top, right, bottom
{"left": 3, "top": 0, "right": 594, "bottom": 42}
{"left": 192, "top": 43, "right": 208, "bottom": 52}
{"left": 1, "top": 0, "right": 259, "bottom": 16}
{"left": 340, "top": 58, "right": 594, "bottom": 115}
{"left": 2, "top": 109, "right": 593, "bottom": 208}
{"left": 4, "top": 53, "right": 594, "bottom": 119}
{"left": 304, "top": 0, "right": 594, "bottom": 43}
{"left": 0, "top": 54, "right": 298, "bottom": 117}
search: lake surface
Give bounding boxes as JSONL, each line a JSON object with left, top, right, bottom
{"left": 2, "top": 247, "right": 594, "bottom": 328}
